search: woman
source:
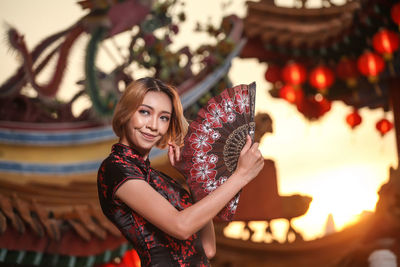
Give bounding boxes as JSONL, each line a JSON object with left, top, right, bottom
{"left": 97, "top": 77, "right": 264, "bottom": 266}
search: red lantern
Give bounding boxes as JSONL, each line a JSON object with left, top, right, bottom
{"left": 372, "top": 29, "right": 400, "bottom": 60}
{"left": 309, "top": 65, "right": 335, "bottom": 93}
{"left": 376, "top": 118, "right": 394, "bottom": 136}
{"left": 336, "top": 57, "right": 359, "bottom": 88}
{"left": 279, "top": 84, "right": 304, "bottom": 104}
{"left": 100, "top": 249, "right": 141, "bottom": 267}
{"left": 345, "top": 110, "right": 362, "bottom": 129}
{"left": 296, "top": 94, "right": 331, "bottom": 120}
{"left": 264, "top": 64, "right": 281, "bottom": 84}
{"left": 357, "top": 51, "right": 385, "bottom": 83}
{"left": 391, "top": 3, "right": 400, "bottom": 28}
{"left": 282, "top": 62, "right": 307, "bottom": 86}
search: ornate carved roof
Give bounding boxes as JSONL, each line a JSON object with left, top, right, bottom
{"left": 241, "top": 0, "right": 397, "bottom": 63}
{"left": 0, "top": 178, "right": 128, "bottom": 266}
{"left": 245, "top": 0, "right": 360, "bottom": 47}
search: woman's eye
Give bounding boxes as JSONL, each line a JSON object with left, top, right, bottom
{"left": 139, "top": 109, "right": 150, "bottom": 115}
{"left": 161, "top": 116, "right": 170, "bottom": 122}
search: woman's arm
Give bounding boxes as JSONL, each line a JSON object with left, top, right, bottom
{"left": 200, "top": 220, "right": 216, "bottom": 259}
{"left": 116, "top": 135, "right": 263, "bottom": 240}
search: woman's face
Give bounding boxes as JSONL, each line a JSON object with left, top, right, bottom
{"left": 121, "top": 91, "right": 172, "bottom": 158}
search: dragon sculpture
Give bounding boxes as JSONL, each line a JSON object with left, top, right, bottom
{"left": 0, "top": 0, "right": 198, "bottom": 120}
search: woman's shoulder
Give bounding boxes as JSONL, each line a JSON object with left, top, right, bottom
{"left": 99, "top": 152, "right": 148, "bottom": 181}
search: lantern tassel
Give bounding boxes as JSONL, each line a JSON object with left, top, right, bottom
{"left": 352, "top": 90, "right": 360, "bottom": 103}
{"left": 389, "top": 60, "right": 396, "bottom": 77}
{"left": 373, "top": 83, "right": 382, "bottom": 96}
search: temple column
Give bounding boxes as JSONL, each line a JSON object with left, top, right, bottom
{"left": 389, "top": 76, "right": 400, "bottom": 167}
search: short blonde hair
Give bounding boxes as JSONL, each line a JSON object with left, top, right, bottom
{"left": 112, "top": 77, "right": 188, "bottom": 149}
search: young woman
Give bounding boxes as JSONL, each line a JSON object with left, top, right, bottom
{"left": 97, "top": 77, "right": 264, "bottom": 266}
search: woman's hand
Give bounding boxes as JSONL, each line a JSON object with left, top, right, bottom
{"left": 168, "top": 142, "right": 181, "bottom": 167}
{"left": 235, "top": 135, "right": 264, "bottom": 184}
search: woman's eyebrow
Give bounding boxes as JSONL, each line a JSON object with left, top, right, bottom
{"left": 140, "top": 104, "right": 171, "bottom": 115}
{"left": 140, "top": 104, "right": 153, "bottom": 110}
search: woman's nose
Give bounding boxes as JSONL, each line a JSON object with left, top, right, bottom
{"left": 147, "top": 116, "right": 158, "bottom": 131}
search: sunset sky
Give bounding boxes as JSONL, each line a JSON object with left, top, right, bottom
{"left": 0, "top": 0, "right": 398, "bottom": 241}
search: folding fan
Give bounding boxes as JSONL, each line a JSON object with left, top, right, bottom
{"left": 176, "top": 82, "right": 256, "bottom": 221}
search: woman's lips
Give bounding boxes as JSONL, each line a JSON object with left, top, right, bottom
{"left": 141, "top": 132, "right": 157, "bottom": 141}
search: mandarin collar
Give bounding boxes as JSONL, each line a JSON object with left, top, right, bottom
{"left": 112, "top": 143, "right": 150, "bottom": 167}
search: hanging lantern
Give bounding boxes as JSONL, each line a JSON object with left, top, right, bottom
{"left": 336, "top": 57, "right": 359, "bottom": 88}
{"left": 376, "top": 118, "right": 393, "bottom": 136}
{"left": 391, "top": 3, "right": 400, "bottom": 29}
{"left": 357, "top": 51, "right": 385, "bottom": 81}
{"left": 372, "top": 29, "right": 400, "bottom": 60}
{"left": 279, "top": 84, "right": 304, "bottom": 104}
{"left": 282, "top": 62, "right": 307, "bottom": 87}
{"left": 296, "top": 94, "right": 331, "bottom": 120}
{"left": 345, "top": 110, "right": 362, "bottom": 129}
{"left": 264, "top": 64, "right": 281, "bottom": 84}
{"left": 309, "top": 65, "right": 335, "bottom": 93}
{"left": 101, "top": 249, "right": 141, "bottom": 267}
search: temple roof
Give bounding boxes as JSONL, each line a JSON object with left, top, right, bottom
{"left": 245, "top": 0, "right": 360, "bottom": 47}
{"left": 241, "top": 0, "right": 397, "bottom": 63}
{"left": 0, "top": 178, "right": 128, "bottom": 266}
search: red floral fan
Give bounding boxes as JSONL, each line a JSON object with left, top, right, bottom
{"left": 176, "top": 82, "right": 256, "bottom": 221}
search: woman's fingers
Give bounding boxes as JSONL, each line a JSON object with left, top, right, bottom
{"left": 168, "top": 142, "right": 182, "bottom": 167}
{"left": 168, "top": 144, "right": 176, "bottom": 166}
{"left": 240, "top": 135, "right": 252, "bottom": 156}
{"left": 251, "top": 142, "right": 259, "bottom": 151}
{"left": 175, "top": 145, "right": 181, "bottom": 162}
{"left": 235, "top": 135, "right": 265, "bottom": 182}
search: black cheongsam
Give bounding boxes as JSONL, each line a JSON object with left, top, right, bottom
{"left": 98, "top": 143, "right": 210, "bottom": 267}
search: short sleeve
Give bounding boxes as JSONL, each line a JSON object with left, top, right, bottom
{"left": 98, "top": 158, "right": 147, "bottom": 205}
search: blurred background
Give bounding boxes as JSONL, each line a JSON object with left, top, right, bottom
{"left": 0, "top": 0, "right": 399, "bottom": 266}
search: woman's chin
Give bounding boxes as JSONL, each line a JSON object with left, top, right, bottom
{"left": 140, "top": 139, "right": 159, "bottom": 151}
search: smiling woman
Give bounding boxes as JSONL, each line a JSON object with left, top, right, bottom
{"left": 112, "top": 77, "right": 187, "bottom": 155}
{"left": 97, "top": 77, "right": 265, "bottom": 266}
{"left": 120, "top": 91, "right": 173, "bottom": 157}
